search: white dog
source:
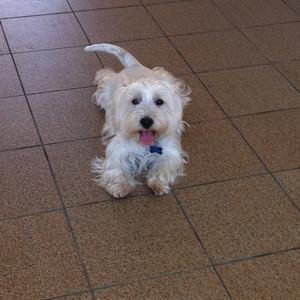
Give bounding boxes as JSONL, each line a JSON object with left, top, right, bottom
{"left": 85, "top": 44, "right": 191, "bottom": 198}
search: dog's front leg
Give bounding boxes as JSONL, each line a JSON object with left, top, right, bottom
{"left": 92, "top": 155, "right": 136, "bottom": 199}
{"left": 146, "top": 150, "right": 185, "bottom": 195}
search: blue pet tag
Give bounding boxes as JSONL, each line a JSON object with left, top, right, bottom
{"left": 149, "top": 145, "right": 163, "bottom": 155}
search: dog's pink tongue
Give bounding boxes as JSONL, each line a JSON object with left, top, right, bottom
{"left": 140, "top": 131, "right": 155, "bottom": 146}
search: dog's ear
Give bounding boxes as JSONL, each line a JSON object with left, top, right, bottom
{"left": 173, "top": 77, "right": 191, "bottom": 107}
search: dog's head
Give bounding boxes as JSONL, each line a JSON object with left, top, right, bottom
{"left": 107, "top": 68, "right": 191, "bottom": 146}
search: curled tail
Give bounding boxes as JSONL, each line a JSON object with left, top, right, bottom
{"left": 85, "top": 43, "right": 141, "bottom": 68}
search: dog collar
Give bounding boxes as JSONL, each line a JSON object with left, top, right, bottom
{"left": 149, "top": 145, "right": 163, "bottom": 155}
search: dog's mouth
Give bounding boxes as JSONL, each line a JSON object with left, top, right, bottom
{"left": 139, "top": 130, "right": 156, "bottom": 146}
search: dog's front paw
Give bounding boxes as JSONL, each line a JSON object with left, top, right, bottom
{"left": 147, "top": 178, "right": 170, "bottom": 196}
{"left": 106, "top": 180, "right": 134, "bottom": 198}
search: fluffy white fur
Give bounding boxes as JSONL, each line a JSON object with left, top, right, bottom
{"left": 85, "top": 43, "right": 191, "bottom": 198}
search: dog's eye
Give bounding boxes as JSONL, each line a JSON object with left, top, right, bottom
{"left": 132, "top": 98, "right": 140, "bottom": 105}
{"left": 155, "top": 99, "right": 164, "bottom": 106}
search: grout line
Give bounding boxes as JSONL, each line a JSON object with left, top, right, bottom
{"left": 209, "top": 0, "right": 300, "bottom": 214}
{"left": 0, "top": 21, "right": 96, "bottom": 300}
{"left": 214, "top": 246, "right": 300, "bottom": 268}
{"left": 280, "top": 0, "right": 300, "bottom": 16}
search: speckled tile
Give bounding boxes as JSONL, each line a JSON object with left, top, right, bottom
{"left": 76, "top": 7, "right": 162, "bottom": 43}
{"left": 0, "top": 54, "right": 22, "bottom": 97}
{"left": 0, "top": 0, "right": 70, "bottom": 18}
{"left": 243, "top": 22, "right": 300, "bottom": 62}
{"left": 14, "top": 47, "right": 100, "bottom": 93}
{"left": 179, "top": 74, "right": 225, "bottom": 123}
{"left": 233, "top": 109, "right": 300, "bottom": 171}
{"left": 171, "top": 30, "right": 267, "bottom": 72}
{"left": 276, "top": 59, "right": 300, "bottom": 91}
{"left": 0, "top": 147, "right": 61, "bottom": 219}
{"left": 199, "top": 65, "right": 300, "bottom": 116}
{"left": 147, "top": 0, "right": 233, "bottom": 35}
{"left": 3, "top": 14, "right": 88, "bottom": 52}
{"left": 94, "top": 268, "right": 229, "bottom": 299}
{"left": 0, "top": 212, "right": 87, "bottom": 299}
{"left": 28, "top": 87, "right": 104, "bottom": 143}
{"left": 275, "top": 169, "right": 300, "bottom": 208}
{"left": 68, "top": 196, "right": 208, "bottom": 287}
{"left": 217, "top": 250, "right": 300, "bottom": 300}
{"left": 176, "top": 175, "right": 300, "bottom": 262}
{"left": 55, "top": 292, "right": 93, "bottom": 300}
{"left": 69, "top": 0, "right": 139, "bottom": 10}
{"left": 98, "top": 37, "right": 191, "bottom": 75}
{"left": 0, "top": 27, "right": 9, "bottom": 54}
{"left": 177, "top": 120, "right": 265, "bottom": 187}
{"left": 0, "top": 96, "right": 39, "bottom": 151}
{"left": 214, "top": 0, "right": 299, "bottom": 27}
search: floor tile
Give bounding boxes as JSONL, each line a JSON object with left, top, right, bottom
{"left": 177, "top": 120, "right": 265, "bottom": 187}
{"left": 147, "top": 0, "right": 233, "bottom": 35}
{"left": 56, "top": 292, "right": 93, "bottom": 300}
{"left": 76, "top": 7, "right": 162, "bottom": 43}
{"left": 46, "top": 139, "right": 109, "bottom": 207}
{"left": 243, "top": 22, "right": 300, "bottom": 62}
{"left": 94, "top": 268, "right": 229, "bottom": 299}
{"left": 171, "top": 30, "right": 267, "bottom": 72}
{"left": 0, "top": 0, "right": 70, "bottom": 18}
{"left": 0, "top": 27, "right": 9, "bottom": 54}
{"left": 179, "top": 74, "right": 225, "bottom": 123}
{"left": 276, "top": 59, "right": 300, "bottom": 91}
{"left": 217, "top": 250, "right": 300, "bottom": 300}
{"left": 3, "top": 14, "right": 88, "bottom": 53}
{"left": 98, "top": 37, "right": 190, "bottom": 75}
{"left": 0, "top": 147, "right": 61, "bottom": 219}
{"left": 69, "top": 0, "right": 139, "bottom": 10}
{"left": 233, "top": 109, "right": 300, "bottom": 171}
{"left": 142, "top": 0, "right": 178, "bottom": 3}
{"left": 284, "top": 0, "right": 300, "bottom": 14}
{"left": 0, "top": 212, "right": 87, "bottom": 299}
{"left": 68, "top": 196, "right": 208, "bottom": 287}
{"left": 275, "top": 169, "right": 300, "bottom": 208}
{"left": 0, "top": 54, "right": 22, "bottom": 97}
{"left": 214, "top": 0, "right": 299, "bottom": 27}
{"left": 0, "top": 96, "right": 39, "bottom": 151}
{"left": 176, "top": 175, "right": 300, "bottom": 262}
{"left": 28, "top": 88, "right": 104, "bottom": 143}
{"left": 200, "top": 65, "right": 300, "bottom": 116}
{"left": 14, "top": 47, "right": 100, "bottom": 93}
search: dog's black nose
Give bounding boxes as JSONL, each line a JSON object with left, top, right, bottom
{"left": 140, "top": 117, "right": 154, "bottom": 129}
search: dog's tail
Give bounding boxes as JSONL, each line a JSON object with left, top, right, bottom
{"left": 85, "top": 43, "right": 141, "bottom": 68}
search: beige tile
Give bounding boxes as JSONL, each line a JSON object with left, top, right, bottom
{"left": 147, "top": 0, "right": 233, "bottom": 35}
{"left": 3, "top": 14, "right": 88, "bottom": 52}
{"left": 214, "top": 0, "right": 299, "bottom": 27}
{"left": 0, "top": 147, "right": 61, "bottom": 219}
{"left": 14, "top": 47, "right": 100, "bottom": 93}
{"left": 76, "top": 7, "right": 162, "bottom": 43}
{"left": 28, "top": 88, "right": 104, "bottom": 144}
{"left": 69, "top": 0, "right": 139, "bottom": 10}
{"left": 179, "top": 74, "right": 225, "bottom": 123}
{"left": 177, "top": 120, "right": 265, "bottom": 187}
{"left": 98, "top": 37, "right": 191, "bottom": 75}
{"left": 68, "top": 196, "right": 208, "bottom": 287}
{"left": 233, "top": 109, "right": 300, "bottom": 171}
{"left": 0, "top": 54, "right": 22, "bottom": 97}
{"left": 275, "top": 169, "right": 300, "bottom": 208}
{"left": 243, "top": 22, "right": 300, "bottom": 62}
{"left": 56, "top": 292, "right": 93, "bottom": 300}
{"left": 171, "top": 30, "right": 267, "bottom": 72}
{"left": 0, "top": 0, "right": 70, "bottom": 18}
{"left": 218, "top": 251, "right": 300, "bottom": 300}
{"left": 0, "top": 212, "right": 87, "bottom": 299}
{"left": 176, "top": 175, "right": 300, "bottom": 262}
{"left": 95, "top": 268, "right": 229, "bottom": 299}
{"left": 0, "top": 96, "right": 39, "bottom": 151}
{"left": 200, "top": 65, "right": 300, "bottom": 116}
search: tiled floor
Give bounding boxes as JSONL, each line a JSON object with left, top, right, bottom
{"left": 0, "top": 0, "right": 300, "bottom": 299}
